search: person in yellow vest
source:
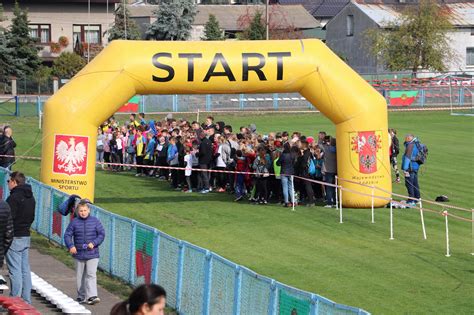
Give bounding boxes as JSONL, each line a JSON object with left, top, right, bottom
{"left": 134, "top": 127, "right": 146, "bottom": 176}
{"left": 129, "top": 114, "right": 140, "bottom": 129}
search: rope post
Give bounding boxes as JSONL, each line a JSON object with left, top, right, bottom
{"left": 471, "top": 209, "right": 474, "bottom": 256}
{"left": 371, "top": 187, "right": 375, "bottom": 224}
{"left": 444, "top": 211, "right": 450, "bottom": 257}
{"left": 389, "top": 199, "right": 394, "bottom": 240}
{"left": 419, "top": 198, "right": 427, "bottom": 240}
{"left": 335, "top": 176, "right": 339, "bottom": 210}
{"left": 339, "top": 185, "right": 343, "bottom": 224}
{"left": 291, "top": 175, "right": 295, "bottom": 212}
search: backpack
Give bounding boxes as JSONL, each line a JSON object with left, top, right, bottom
{"left": 227, "top": 141, "right": 236, "bottom": 160}
{"left": 308, "top": 158, "right": 316, "bottom": 176}
{"left": 414, "top": 141, "right": 428, "bottom": 164}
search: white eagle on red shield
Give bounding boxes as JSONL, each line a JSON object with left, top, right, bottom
{"left": 54, "top": 135, "right": 88, "bottom": 175}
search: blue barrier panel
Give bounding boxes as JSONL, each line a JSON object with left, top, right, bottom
{"left": 209, "top": 254, "right": 236, "bottom": 315}
{"left": 113, "top": 216, "right": 133, "bottom": 282}
{"left": 157, "top": 233, "right": 180, "bottom": 308}
{"left": 38, "top": 185, "right": 52, "bottom": 238}
{"left": 94, "top": 207, "right": 112, "bottom": 274}
{"left": 0, "top": 168, "right": 369, "bottom": 315}
{"left": 240, "top": 268, "right": 272, "bottom": 315}
{"left": 179, "top": 242, "right": 206, "bottom": 315}
{"left": 134, "top": 222, "right": 155, "bottom": 286}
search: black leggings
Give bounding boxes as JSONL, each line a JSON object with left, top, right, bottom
{"left": 255, "top": 177, "right": 268, "bottom": 201}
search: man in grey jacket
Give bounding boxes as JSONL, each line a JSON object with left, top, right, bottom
{"left": 322, "top": 136, "right": 337, "bottom": 208}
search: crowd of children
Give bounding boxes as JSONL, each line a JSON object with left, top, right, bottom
{"left": 97, "top": 113, "right": 341, "bottom": 208}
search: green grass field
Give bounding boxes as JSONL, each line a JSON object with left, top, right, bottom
{"left": 3, "top": 111, "right": 473, "bottom": 314}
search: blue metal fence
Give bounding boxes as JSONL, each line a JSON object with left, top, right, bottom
{"left": 0, "top": 167, "right": 369, "bottom": 315}
{"left": 23, "top": 86, "right": 473, "bottom": 118}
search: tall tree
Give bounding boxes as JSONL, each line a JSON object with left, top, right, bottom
{"left": 365, "top": 0, "right": 453, "bottom": 73}
{"left": 238, "top": 10, "right": 266, "bottom": 40}
{"left": 0, "top": 4, "right": 15, "bottom": 79}
{"left": 146, "top": 0, "right": 196, "bottom": 41}
{"left": 108, "top": 3, "right": 141, "bottom": 41}
{"left": 6, "top": 1, "right": 41, "bottom": 77}
{"left": 202, "top": 14, "right": 224, "bottom": 40}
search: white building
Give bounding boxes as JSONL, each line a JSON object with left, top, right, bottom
{"left": 325, "top": 1, "right": 474, "bottom": 74}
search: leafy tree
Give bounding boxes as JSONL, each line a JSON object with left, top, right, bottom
{"left": 6, "top": 1, "right": 41, "bottom": 77}
{"left": 108, "top": 3, "right": 141, "bottom": 41}
{"left": 146, "top": 0, "right": 196, "bottom": 40}
{"left": 365, "top": 0, "right": 453, "bottom": 74}
{"left": 202, "top": 14, "right": 224, "bottom": 40}
{"left": 34, "top": 65, "right": 52, "bottom": 94}
{"left": 0, "top": 4, "right": 15, "bottom": 79}
{"left": 238, "top": 10, "right": 266, "bottom": 40}
{"left": 52, "top": 52, "right": 86, "bottom": 79}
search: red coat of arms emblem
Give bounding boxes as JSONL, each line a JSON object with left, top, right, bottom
{"left": 53, "top": 135, "right": 88, "bottom": 176}
{"left": 350, "top": 131, "right": 382, "bottom": 174}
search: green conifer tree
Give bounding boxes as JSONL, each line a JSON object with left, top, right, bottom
{"left": 202, "top": 14, "right": 224, "bottom": 40}
{"left": 108, "top": 3, "right": 141, "bottom": 41}
{"left": 6, "top": 1, "right": 41, "bottom": 77}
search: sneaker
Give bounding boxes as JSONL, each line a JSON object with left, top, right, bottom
{"left": 396, "top": 177, "right": 401, "bottom": 183}
{"left": 185, "top": 189, "right": 193, "bottom": 193}
{"left": 324, "top": 204, "right": 333, "bottom": 208}
{"left": 200, "top": 189, "right": 209, "bottom": 194}
{"left": 218, "top": 188, "right": 226, "bottom": 192}
{"left": 87, "top": 296, "right": 100, "bottom": 305}
{"left": 234, "top": 196, "right": 243, "bottom": 202}
{"left": 76, "top": 297, "right": 86, "bottom": 304}
{"left": 135, "top": 173, "right": 141, "bottom": 177}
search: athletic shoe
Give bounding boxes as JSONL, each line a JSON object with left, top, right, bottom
{"left": 200, "top": 189, "right": 209, "bottom": 194}
{"left": 396, "top": 178, "right": 401, "bottom": 183}
{"left": 76, "top": 298, "right": 86, "bottom": 304}
{"left": 135, "top": 173, "right": 140, "bottom": 177}
{"left": 185, "top": 190, "right": 193, "bottom": 193}
{"left": 234, "top": 196, "right": 243, "bottom": 202}
{"left": 324, "top": 204, "right": 333, "bottom": 208}
{"left": 87, "top": 296, "right": 100, "bottom": 305}
{"left": 218, "top": 188, "right": 226, "bottom": 192}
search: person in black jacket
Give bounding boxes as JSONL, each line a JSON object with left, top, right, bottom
{"left": 0, "top": 126, "right": 16, "bottom": 170}
{"left": 5, "top": 171, "right": 36, "bottom": 304}
{"left": 300, "top": 140, "right": 315, "bottom": 207}
{"left": 0, "top": 200, "right": 13, "bottom": 269}
{"left": 197, "top": 131, "right": 213, "bottom": 193}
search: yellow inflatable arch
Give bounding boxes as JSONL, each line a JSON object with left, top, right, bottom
{"left": 40, "top": 39, "right": 391, "bottom": 207}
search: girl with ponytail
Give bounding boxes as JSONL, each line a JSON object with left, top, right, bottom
{"left": 110, "top": 284, "right": 166, "bottom": 315}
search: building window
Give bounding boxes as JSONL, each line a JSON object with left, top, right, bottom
{"left": 346, "top": 15, "right": 354, "bottom": 37}
{"left": 73, "top": 24, "right": 102, "bottom": 46}
{"left": 29, "top": 24, "right": 51, "bottom": 44}
{"left": 467, "top": 48, "right": 474, "bottom": 66}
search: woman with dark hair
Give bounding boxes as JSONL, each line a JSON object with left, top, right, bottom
{"left": 110, "top": 284, "right": 166, "bottom": 315}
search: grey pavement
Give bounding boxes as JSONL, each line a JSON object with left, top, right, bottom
{"left": 1, "top": 248, "right": 122, "bottom": 315}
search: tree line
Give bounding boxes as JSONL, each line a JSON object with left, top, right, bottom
{"left": 1, "top": 0, "right": 454, "bottom": 86}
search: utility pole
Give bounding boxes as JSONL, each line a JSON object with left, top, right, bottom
{"left": 265, "top": 0, "right": 269, "bottom": 40}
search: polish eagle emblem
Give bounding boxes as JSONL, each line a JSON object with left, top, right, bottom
{"left": 55, "top": 137, "right": 87, "bottom": 175}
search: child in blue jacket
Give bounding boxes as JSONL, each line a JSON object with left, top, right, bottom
{"left": 64, "top": 200, "right": 105, "bottom": 305}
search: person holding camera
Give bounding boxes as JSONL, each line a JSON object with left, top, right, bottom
{"left": 64, "top": 200, "right": 105, "bottom": 305}
{"left": 0, "top": 126, "right": 16, "bottom": 170}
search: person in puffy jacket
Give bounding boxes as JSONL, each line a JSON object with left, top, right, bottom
{"left": 64, "top": 200, "right": 105, "bottom": 305}
{"left": 0, "top": 200, "right": 13, "bottom": 269}
{"left": 402, "top": 134, "right": 421, "bottom": 205}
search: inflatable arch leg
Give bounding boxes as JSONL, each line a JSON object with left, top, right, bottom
{"left": 40, "top": 39, "right": 391, "bottom": 207}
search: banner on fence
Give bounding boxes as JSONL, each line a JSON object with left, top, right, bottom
{"left": 389, "top": 91, "right": 418, "bottom": 106}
